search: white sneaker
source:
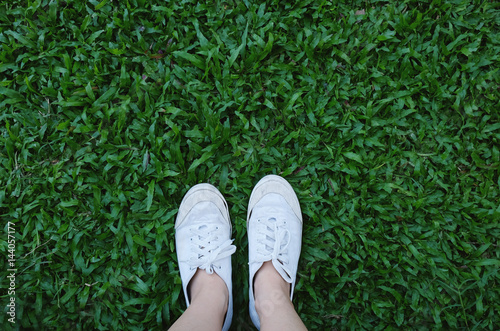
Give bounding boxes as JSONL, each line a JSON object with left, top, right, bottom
{"left": 175, "top": 183, "right": 236, "bottom": 331}
{"left": 247, "top": 175, "right": 303, "bottom": 329}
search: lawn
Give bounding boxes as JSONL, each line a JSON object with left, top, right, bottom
{"left": 1, "top": 0, "right": 499, "bottom": 330}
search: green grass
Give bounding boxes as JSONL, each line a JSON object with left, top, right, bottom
{"left": 1, "top": 0, "right": 499, "bottom": 329}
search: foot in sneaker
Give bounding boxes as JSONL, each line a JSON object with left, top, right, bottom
{"left": 247, "top": 175, "right": 303, "bottom": 329}
{"left": 175, "top": 184, "right": 236, "bottom": 331}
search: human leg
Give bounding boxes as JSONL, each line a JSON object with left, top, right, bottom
{"left": 168, "top": 269, "right": 228, "bottom": 331}
{"left": 253, "top": 261, "right": 307, "bottom": 331}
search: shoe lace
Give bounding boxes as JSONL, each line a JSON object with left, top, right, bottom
{"left": 186, "top": 223, "right": 236, "bottom": 274}
{"left": 255, "top": 217, "right": 292, "bottom": 282}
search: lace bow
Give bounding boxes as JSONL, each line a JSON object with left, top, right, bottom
{"left": 255, "top": 217, "right": 293, "bottom": 282}
{"left": 185, "top": 224, "right": 236, "bottom": 274}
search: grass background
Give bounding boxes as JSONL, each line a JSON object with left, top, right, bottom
{"left": 1, "top": 0, "right": 499, "bottom": 329}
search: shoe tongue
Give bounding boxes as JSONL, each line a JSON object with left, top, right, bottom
{"left": 198, "top": 224, "right": 208, "bottom": 230}
{"left": 268, "top": 217, "right": 277, "bottom": 223}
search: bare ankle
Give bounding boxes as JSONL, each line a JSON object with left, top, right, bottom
{"left": 254, "top": 262, "right": 292, "bottom": 316}
{"left": 188, "top": 269, "right": 229, "bottom": 314}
